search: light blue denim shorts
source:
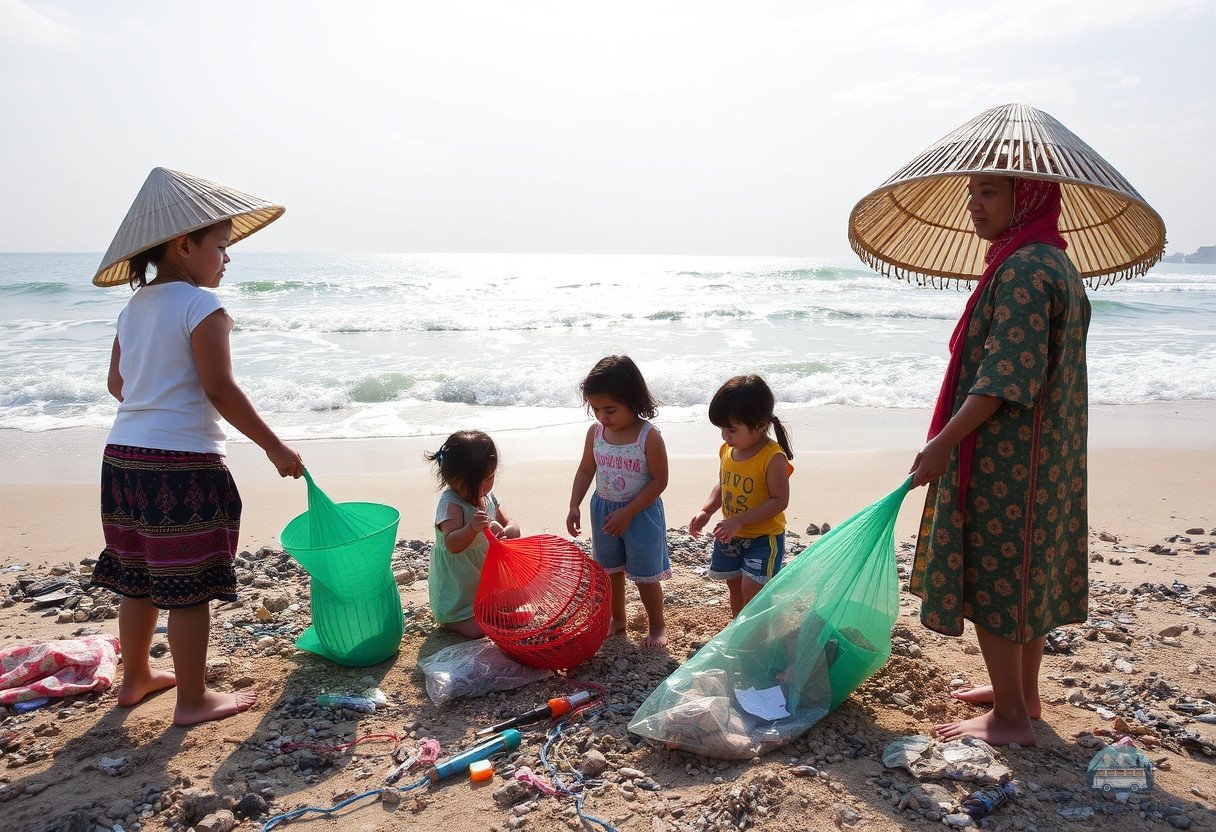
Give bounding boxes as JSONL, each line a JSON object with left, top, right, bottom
{"left": 589, "top": 493, "right": 671, "bottom": 583}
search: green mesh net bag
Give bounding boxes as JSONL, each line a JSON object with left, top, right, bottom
{"left": 280, "top": 470, "right": 403, "bottom": 667}
{"left": 629, "top": 478, "right": 911, "bottom": 758}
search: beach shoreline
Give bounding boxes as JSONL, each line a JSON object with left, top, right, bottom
{"left": 4, "top": 401, "right": 1213, "bottom": 568}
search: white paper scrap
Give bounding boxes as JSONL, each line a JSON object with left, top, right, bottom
{"left": 734, "top": 685, "right": 790, "bottom": 720}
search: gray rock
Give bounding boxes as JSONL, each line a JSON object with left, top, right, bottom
{"left": 106, "top": 799, "right": 135, "bottom": 819}
{"left": 194, "top": 810, "right": 236, "bottom": 832}
{"left": 492, "top": 780, "right": 531, "bottom": 808}
{"left": 179, "top": 788, "right": 230, "bottom": 826}
{"left": 1167, "top": 816, "right": 1192, "bottom": 830}
{"left": 233, "top": 792, "right": 268, "bottom": 819}
{"left": 1058, "top": 806, "right": 1095, "bottom": 821}
{"left": 97, "top": 755, "right": 130, "bottom": 776}
{"left": 944, "top": 814, "right": 975, "bottom": 828}
{"left": 832, "top": 803, "right": 861, "bottom": 826}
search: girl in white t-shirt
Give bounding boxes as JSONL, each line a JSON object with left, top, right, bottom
{"left": 89, "top": 170, "right": 302, "bottom": 727}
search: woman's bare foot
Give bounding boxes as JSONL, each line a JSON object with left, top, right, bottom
{"left": 609, "top": 617, "right": 627, "bottom": 636}
{"left": 950, "top": 685, "right": 1042, "bottom": 719}
{"left": 116, "top": 669, "right": 177, "bottom": 707}
{"left": 642, "top": 626, "right": 668, "bottom": 649}
{"left": 173, "top": 689, "right": 256, "bottom": 727}
{"left": 933, "top": 710, "right": 1036, "bottom": 746}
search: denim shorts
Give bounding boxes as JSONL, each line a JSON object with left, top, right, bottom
{"left": 589, "top": 493, "right": 671, "bottom": 583}
{"left": 708, "top": 532, "right": 784, "bottom": 585}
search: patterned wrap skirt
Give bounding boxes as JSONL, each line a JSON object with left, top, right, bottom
{"left": 91, "top": 444, "right": 241, "bottom": 608}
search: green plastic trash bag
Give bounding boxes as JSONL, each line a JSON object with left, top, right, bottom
{"left": 629, "top": 478, "right": 911, "bottom": 758}
{"left": 280, "top": 470, "right": 403, "bottom": 667}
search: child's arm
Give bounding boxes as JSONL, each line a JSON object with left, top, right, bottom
{"left": 601, "top": 429, "right": 669, "bottom": 536}
{"left": 107, "top": 337, "right": 124, "bottom": 402}
{"left": 713, "top": 453, "right": 790, "bottom": 543}
{"left": 566, "top": 426, "right": 597, "bottom": 536}
{"left": 440, "top": 500, "right": 491, "bottom": 554}
{"left": 688, "top": 483, "right": 722, "bottom": 538}
{"left": 192, "top": 310, "right": 303, "bottom": 478}
{"left": 490, "top": 502, "right": 521, "bottom": 539}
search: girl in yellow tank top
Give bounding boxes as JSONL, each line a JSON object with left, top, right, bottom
{"left": 689, "top": 375, "right": 794, "bottom": 617}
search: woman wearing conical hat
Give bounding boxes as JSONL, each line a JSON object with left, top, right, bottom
{"left": 89, "top": 168, "right": 304, "bottom": 726}
{"left": 849, "top": 104, "right": 1165, "bottom": 746}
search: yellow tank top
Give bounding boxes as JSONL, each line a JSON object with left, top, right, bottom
{"left": 719, "top": 439, "right": 792, "bottom": 537}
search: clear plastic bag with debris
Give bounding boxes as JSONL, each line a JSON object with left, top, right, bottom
{"left": 417, "top": 638, "right": 552, "bottom": 705}
{"left": 629, "top": 479, "right": 910, "bottom": 758}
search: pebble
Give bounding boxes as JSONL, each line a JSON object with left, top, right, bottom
{"left": 1058, "top": 806, "right": 1095, "bottom": 821}
{"left": 98, "top": 755, "right": 130, "bottom": 776}
{"left": 832, "top": 803, "right": 861, "bottom": 826}
{"left": 581, "top": 750, "right": 609, "bottom": 777}
{"left": 944, "top": 813, "right": 975, "bottom": 828}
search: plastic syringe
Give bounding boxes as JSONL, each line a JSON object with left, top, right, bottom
{"left": 425, "top": 729, "right": 521, "bottom": 782}
{"left": 474, "top": 691, "right": 594, "bottom": 736}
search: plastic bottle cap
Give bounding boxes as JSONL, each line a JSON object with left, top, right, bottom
{"left": 468, "top": 760, "right": 494, "bottom": 782}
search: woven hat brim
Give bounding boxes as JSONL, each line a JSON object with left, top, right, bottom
{"left": 846, "top": 105, "right": 1167, "bottom": 289}
{"left": 93, "top": 168, "right": 285, "bottom": 287}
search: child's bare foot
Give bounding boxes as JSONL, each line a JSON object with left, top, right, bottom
{"left": 173, "top": 689, "right": 256, "bottom": 726}
{"left": 950, "top": 685, "right": 1042, "bottom": 719}
{"left": 609, "top": 617, "right": 627, "bottom": 636}
{"left": 116, "top": 669, "right": 177, "bottom": 707}
{"left": 933, "top": 710, "right": 1036, "bottom": 746}
{"left": 642, "top": 626, "right": 668, "bottom": 649}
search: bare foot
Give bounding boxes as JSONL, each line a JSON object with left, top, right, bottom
{"left": 608, "top": 617, "right": 627, "bottom": 636}
{"left": 116, "top": 669, "right": 177, "bottom": 707}
{"left": 933, "top": 710, "right": 1036, "bottom": 746}
{"left": 173, "top": 689, "right": 256, "bottom": 727}
{"left": 950, "top": 685, "right": 1042, "bottom": 719}
{"left": 642, "top": 626, "right": 668, "bottom": 650}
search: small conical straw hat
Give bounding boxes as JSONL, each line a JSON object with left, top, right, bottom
{"left": 848, "top": 103, "right": 1166, "bottom": 289}
{"left": 93, "top": 167, "right": 285, "bottom": 287}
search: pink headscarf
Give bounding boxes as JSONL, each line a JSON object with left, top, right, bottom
{"left": 928, "top": 178, "right": 1068, "bottom": 509}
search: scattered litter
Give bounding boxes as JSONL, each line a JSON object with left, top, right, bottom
{"left": 0, "top": 635, "right": 120, "bottom": 705}
{"left": 416, "top": 638, "right": 552, "bottom": 705}
{"left": 882, "top": 735, "right": 1011, "bottom": 784}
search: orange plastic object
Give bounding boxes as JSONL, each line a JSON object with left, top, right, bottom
{"left": 469, "top": 759, "right": 494, "bottom": 782}
{"left": 474, "top": 531, "right": 611, "bottom": 671}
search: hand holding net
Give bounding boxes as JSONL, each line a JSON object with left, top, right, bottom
{"left": 474, "top": 531, "right": 611, "bottom": 671}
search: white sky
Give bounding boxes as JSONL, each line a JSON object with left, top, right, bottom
{"left": 1, "top": 0, "right": 1212, "bottom": 257}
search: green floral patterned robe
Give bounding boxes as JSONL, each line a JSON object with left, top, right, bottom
{"left": 910, "top": 243, "right": 1091, "bottom": 644}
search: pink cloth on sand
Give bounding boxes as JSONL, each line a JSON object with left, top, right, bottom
{"left": 0, "top": 635, "right": 121, "bottom": 705}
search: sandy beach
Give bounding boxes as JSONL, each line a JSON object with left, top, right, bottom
{"left": 1, "top": 402, "right": 1215, "bottom": 832}
{"left": 3, "top": 402, "right": 1214, "bottom": 566}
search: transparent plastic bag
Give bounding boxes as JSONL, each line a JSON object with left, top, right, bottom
{"left": 417, "top": 638, "right": 553, "bottom": 706}
{"left": 629, "top": 478, "right": 911, "bottom": 758}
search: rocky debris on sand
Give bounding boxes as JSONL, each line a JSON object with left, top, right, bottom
{"left": 97, "top": 754, "right": 130, "bottom": 776}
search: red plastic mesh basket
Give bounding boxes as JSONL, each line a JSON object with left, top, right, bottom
{"left": 474, "top": 531, "right": 611, "bottom": 671}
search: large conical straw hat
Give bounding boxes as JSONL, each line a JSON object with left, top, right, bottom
{"left": 848, "top": 104, "right": 1166, "bottom": 289}
{"left": 93, "top": 167, "right": 285, "bottom": 287}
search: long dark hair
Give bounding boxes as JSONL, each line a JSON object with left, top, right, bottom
{"left": 579, "top": 355, "right": 659, "bottom": 419}
{"left": 424, "top": 430, "right": 498, "bottom": 504}
{"left": 127, "top": 220, "right": 231, "bottom": 289}
{"left": 707, "top": 375, "right": 794, "bottom": 459}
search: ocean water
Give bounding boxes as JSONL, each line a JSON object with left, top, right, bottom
{"left": 1, "top": 253, "right": 1213, "bottom": 441}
